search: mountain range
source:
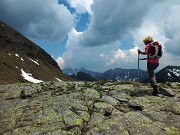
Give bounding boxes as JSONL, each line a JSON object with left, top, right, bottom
{"left": 63, "top": 67, "right": 147, "bottom": 82}
{"left": 0, "top": 20, "right": 72, "bottom": 85}
{"left": 63, "top": 66, "right": 180, "bottom": 83}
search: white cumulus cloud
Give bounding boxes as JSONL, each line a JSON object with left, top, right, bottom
{"left": 0, "top": 0, "right": 74, "bottom": 42}
{"left": 1, "top": 0, "right": 180, "bottom": 72}
{"left": 59, "top": 0, "right": 180, "bottom": 71}
{"left": 56, "top": 57, "right": 64, "bottom": 68}
{"left": 58, "top": 28, "right": 139, "bottom": 72}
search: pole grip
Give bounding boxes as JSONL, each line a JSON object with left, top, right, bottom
{"left": 138, "top": 54, "right": 140, "bottom": 82}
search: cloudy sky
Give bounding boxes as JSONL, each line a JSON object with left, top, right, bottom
{"left": 1, "top": 0, "right": 180, "bottom": 72}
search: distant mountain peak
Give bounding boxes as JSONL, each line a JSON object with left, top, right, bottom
{"left": 156, "top": 65, "right": 180, "bottom": 83}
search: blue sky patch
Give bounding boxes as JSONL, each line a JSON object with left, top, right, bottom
{"left": 120, "top": 35, "right": 134, "bottom": 50}
{"left": 58, "top": 0, "right": 76, "bottom": 14}
{"left": 75, "top": 12, "right": 90, "bottom": 32}
{"left": 32, "top": 36, "right": 68, "bottom": 59}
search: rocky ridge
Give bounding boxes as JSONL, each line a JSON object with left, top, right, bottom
{"left": 0, "top": 20, "right": 72, "bottom": 85}
{"left": 0, "top": 81, "right": 180, "bottom": 135}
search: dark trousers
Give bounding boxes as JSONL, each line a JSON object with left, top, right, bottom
{"left": 147, "top": 62, "right": 159, "bottom": 86}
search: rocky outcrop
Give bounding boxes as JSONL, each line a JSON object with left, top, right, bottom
{"left": 0, "top": 81, "right": 180, "bottom": 135}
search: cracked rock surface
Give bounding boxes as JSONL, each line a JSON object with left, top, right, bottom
{"left": 0, "top": 81, "right": 180, "bottom": 135}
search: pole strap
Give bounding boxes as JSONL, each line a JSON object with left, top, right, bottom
{"left": 139, "top": 58, "right": 147, "bottom": 60}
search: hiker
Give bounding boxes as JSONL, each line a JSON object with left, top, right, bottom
{"left": 137, "top": 36, "right": 160, "bottom": 96}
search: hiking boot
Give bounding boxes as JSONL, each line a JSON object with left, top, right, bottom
{"left": 152, "top": 85, "right": 158, "bottom": 96}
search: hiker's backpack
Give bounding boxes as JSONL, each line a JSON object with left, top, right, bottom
{"left": 148, "top": 41, "right": 163, "bottom": 59}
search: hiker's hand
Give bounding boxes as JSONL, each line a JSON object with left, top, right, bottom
{"left": 137, "top": 49, "right": 141, "bottom": 54}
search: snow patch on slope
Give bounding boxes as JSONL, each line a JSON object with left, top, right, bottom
{"left": 168, "top": 68, "right": 180, "bottom": 77}
{"left": 20, "top": 69, "right": 43, "bottom": 83}
{"left": 29, "top": 58, "right": 39, "bottom": 65}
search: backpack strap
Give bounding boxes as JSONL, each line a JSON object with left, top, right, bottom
{"left": 148, "top": 42, "right": 160, "bottom": 60}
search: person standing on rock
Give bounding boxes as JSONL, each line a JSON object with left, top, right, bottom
{"left": 137, "top": 36, "right": 160, "bottom": 96}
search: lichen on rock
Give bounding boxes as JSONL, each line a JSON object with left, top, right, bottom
{"left": 0, "top": 81, "right": 180, "bottom": 134}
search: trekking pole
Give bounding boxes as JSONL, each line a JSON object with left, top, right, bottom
{"left": 138, "top": 53, "right": 140, "bottom": 82}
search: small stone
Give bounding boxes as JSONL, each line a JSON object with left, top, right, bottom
{"left": 104, "top": 107, "right": 112, "bottom": 116}
{"left": 159, "top": 87, "right": 175, "bottom": 97}
{"left": 20, "top": 90, "right": 32, "bottom": 99}
{"left": 20, "top": 90, "right": 27, "bottom": 99}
